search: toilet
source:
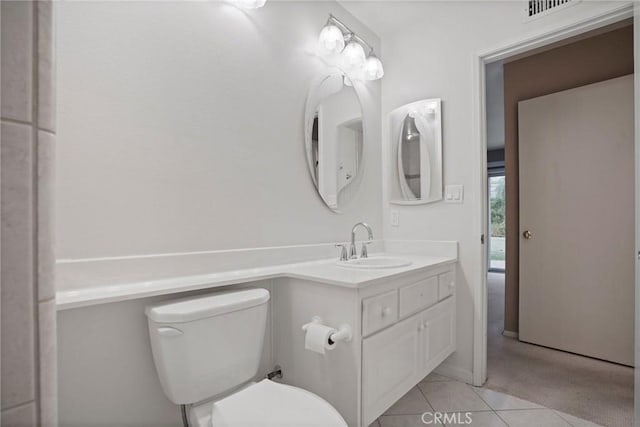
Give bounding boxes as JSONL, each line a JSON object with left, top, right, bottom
{"left": 145, "top": 288, "right": 347, "bottom": 427}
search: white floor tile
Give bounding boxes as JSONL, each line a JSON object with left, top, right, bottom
{"left": 496, "top": 409, "right": 572, "bottom": 427}
{"left": 418, "top": 381, "right": 491, "bottom": 412}
{"left": 448, "top": 411, "right": 507, "bottom": 427}
{"left": 554, "top": 410, "right": 603, "bottom": 427}
{"left": 421, "top": 372, "right": 453, "bottom": 383}
{"left": 471, "top": 388, "right": 542, "bottom": 411}
{"left": 384, "top": 387, "right": 433, "bottom": 415}
{"left": 368, "top": 420, "right": 381, "bottom": 427}
{"left": 379, "top": 414, "right": 442, "bottom": 427}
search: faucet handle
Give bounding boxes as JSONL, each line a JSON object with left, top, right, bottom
{"left": 349, "top": 242, "right": 358, "bottom": 259}
{"left": 335, "top": 244, "right": 348, "bottom": 261}
{"left": 360, "top": 241, "right": 372, "bottom": 258}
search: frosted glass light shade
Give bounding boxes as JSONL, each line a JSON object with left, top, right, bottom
{"left": 341, "top": 41, "right": 366, "bottom": 74}
{"left": 229, "top": 0, "right": 267, "bottom": 9}
{"left": 363, "top": 55, "right": 384, "bottom": 80}
{"left": 317, "top": 25, "right": 345, "bottom": 57}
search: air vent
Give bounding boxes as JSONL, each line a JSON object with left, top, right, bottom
{"left": 524, "top": 0, "right": 579, "bottom": 20}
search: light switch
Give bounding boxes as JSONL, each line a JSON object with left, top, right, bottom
{"left": 390, "top": 210, "right": 400, "bottom": 227}
{"left": 445, "top": 185, "right": 464, "bottom": 203}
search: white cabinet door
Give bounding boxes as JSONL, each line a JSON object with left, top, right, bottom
{"left": 422, "top": 297, "right": 455, "bottom": 374}
{"left": 362, "top": 314, "right": 421, "bottom": 426}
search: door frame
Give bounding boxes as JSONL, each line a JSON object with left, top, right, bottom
{"left": 471, "top": 3, "right": 636, "bottom": 387}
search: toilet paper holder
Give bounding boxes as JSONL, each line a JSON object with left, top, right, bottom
{"left": 302, "top": 316, "right": 353, "bottom": 345}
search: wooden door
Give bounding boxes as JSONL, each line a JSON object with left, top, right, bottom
{"left": 518, "top": 75, "right": 634, "bottom": 365}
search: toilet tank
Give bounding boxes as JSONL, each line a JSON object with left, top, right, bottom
{"left": 145, "top": 288, "right": 270, "bottom": 404}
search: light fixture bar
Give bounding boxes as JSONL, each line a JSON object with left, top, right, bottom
{"left": 327, "top": 14, "right": 375, "bottom": 54}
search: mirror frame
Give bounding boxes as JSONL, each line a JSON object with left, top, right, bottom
{"left": 304, "top": 72, "right": 367, "bottom": 213}
{"left": 390, "top": 98, "right": 443, "bottom": 205}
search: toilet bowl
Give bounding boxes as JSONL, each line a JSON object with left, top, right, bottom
{"left": 145, "top": 288, "right": 347, "bottom": 427}
{"left": 190, "top": 379, "right": 347, "bottom": 427}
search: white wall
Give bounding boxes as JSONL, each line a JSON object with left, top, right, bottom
{"left": 343, "top": 0, "right": 633, "bottom": 382}
{"left": 55, "top": 2, "right": 382, "bottom": 425}
{"left": 56, "top": 1, "right": 382, "bottom": 261}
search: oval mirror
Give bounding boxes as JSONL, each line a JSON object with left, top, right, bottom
{"left": 393, "top": 99, "right": 442, "bottom": 204}
{"left": 305, "top": 73, "right": 365, "bottom": 212}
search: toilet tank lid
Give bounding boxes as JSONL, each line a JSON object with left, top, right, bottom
{"left": 145, "top": 288, "right": 270, "bottom": 323}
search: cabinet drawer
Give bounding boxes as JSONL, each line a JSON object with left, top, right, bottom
{"left": 362, "top": 290, "right": 398, "bottom": 336}
{"left": 398, "top": 276, "right": 438, "bottom": 318}
{"left": 438, "top": 271, "right": 455, "bottom": 300}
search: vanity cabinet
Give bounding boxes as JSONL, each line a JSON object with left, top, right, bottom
{"left": 361, "top": 270, "right": 456, "bottom": 426}
{"left": 272, "top": 261, "right": 456, "bottom": 427}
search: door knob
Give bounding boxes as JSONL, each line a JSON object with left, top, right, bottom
{"left": 522, "top": 230, "right": 533, "bottom": 240}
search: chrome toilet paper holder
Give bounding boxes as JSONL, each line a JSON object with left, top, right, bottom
{"left": 302, "top": 316, "right": 353, "bottom": 344}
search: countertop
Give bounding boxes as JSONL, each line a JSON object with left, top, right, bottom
{"left": 56, "top": 253, "right": 457, "bottom": 310}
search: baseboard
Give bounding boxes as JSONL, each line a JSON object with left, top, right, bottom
{"left": 434, "top": 363, "right": 474, "bottom": 384}
{"left": 503, "top": 330, "right": 519, "bottom": 338}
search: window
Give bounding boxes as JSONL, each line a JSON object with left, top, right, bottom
{"left": 488, "top": 173, "right": 505, "bottom": 271}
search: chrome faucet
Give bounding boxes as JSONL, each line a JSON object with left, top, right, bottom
{"left": 350, "top": 222, "right": 373, "bottom": 259}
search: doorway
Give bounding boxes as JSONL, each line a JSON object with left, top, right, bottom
{"left": 478, "top": 14, "right": 635, "bottom": 427}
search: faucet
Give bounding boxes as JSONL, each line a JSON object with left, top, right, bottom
{"left": 350, "top": 222, "right": 373, "bottom": 259}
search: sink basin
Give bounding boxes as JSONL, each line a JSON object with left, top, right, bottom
{"left": 337, "top": 256, "right": 413, "bottom": 269}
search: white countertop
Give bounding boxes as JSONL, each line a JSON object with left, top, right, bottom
{"left": 56, "top": 253, "right": 456, "bottom": 311}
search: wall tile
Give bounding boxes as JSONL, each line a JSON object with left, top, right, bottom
{"left": 38, "top": 1, "right": 55, "bottom": 132}
{"left": 2, "top": 0, "right": 57, "bottom": 420}
{"left": 1, "top": 401, "right": 37, "bottom": 427}
{"left": 38, "top": 300, "right": 58, "bottom": 427}
{"left": 0, "top": 1, "right": 33, "bottom": 122}
{"left": 1, "top": 121, "right": 35, "bottom": 409}
{"left": 38, "top": 131, "right": 55, "bottom": 301}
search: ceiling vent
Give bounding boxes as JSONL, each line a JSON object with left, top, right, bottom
{"left": 524, "top": 0, "right": 580, "bottom": 20}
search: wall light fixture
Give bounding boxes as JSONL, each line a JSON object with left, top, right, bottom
{"left": 316, "top": 14, "right": 384, "bottom": 82}
{"left": 317, "top": 24, "right": 345, "bottom": 57}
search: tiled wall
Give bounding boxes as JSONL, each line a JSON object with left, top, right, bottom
{"left": 1, "top": 1, "right": 57, "bottom": 425}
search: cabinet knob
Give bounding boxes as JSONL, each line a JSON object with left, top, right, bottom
{"left": 418, "top": 323, "right": 424, "bottom": 331}
{"left": 381, "top": 307, "right": 391, "bottom": 317}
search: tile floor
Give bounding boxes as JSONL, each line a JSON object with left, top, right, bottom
{"left": 369, "top": 372, "right": 601, "bottom": 427}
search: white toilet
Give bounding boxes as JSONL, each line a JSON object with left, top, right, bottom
{"left": 145, "top": 288, "right": 348, "bottom": 427}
